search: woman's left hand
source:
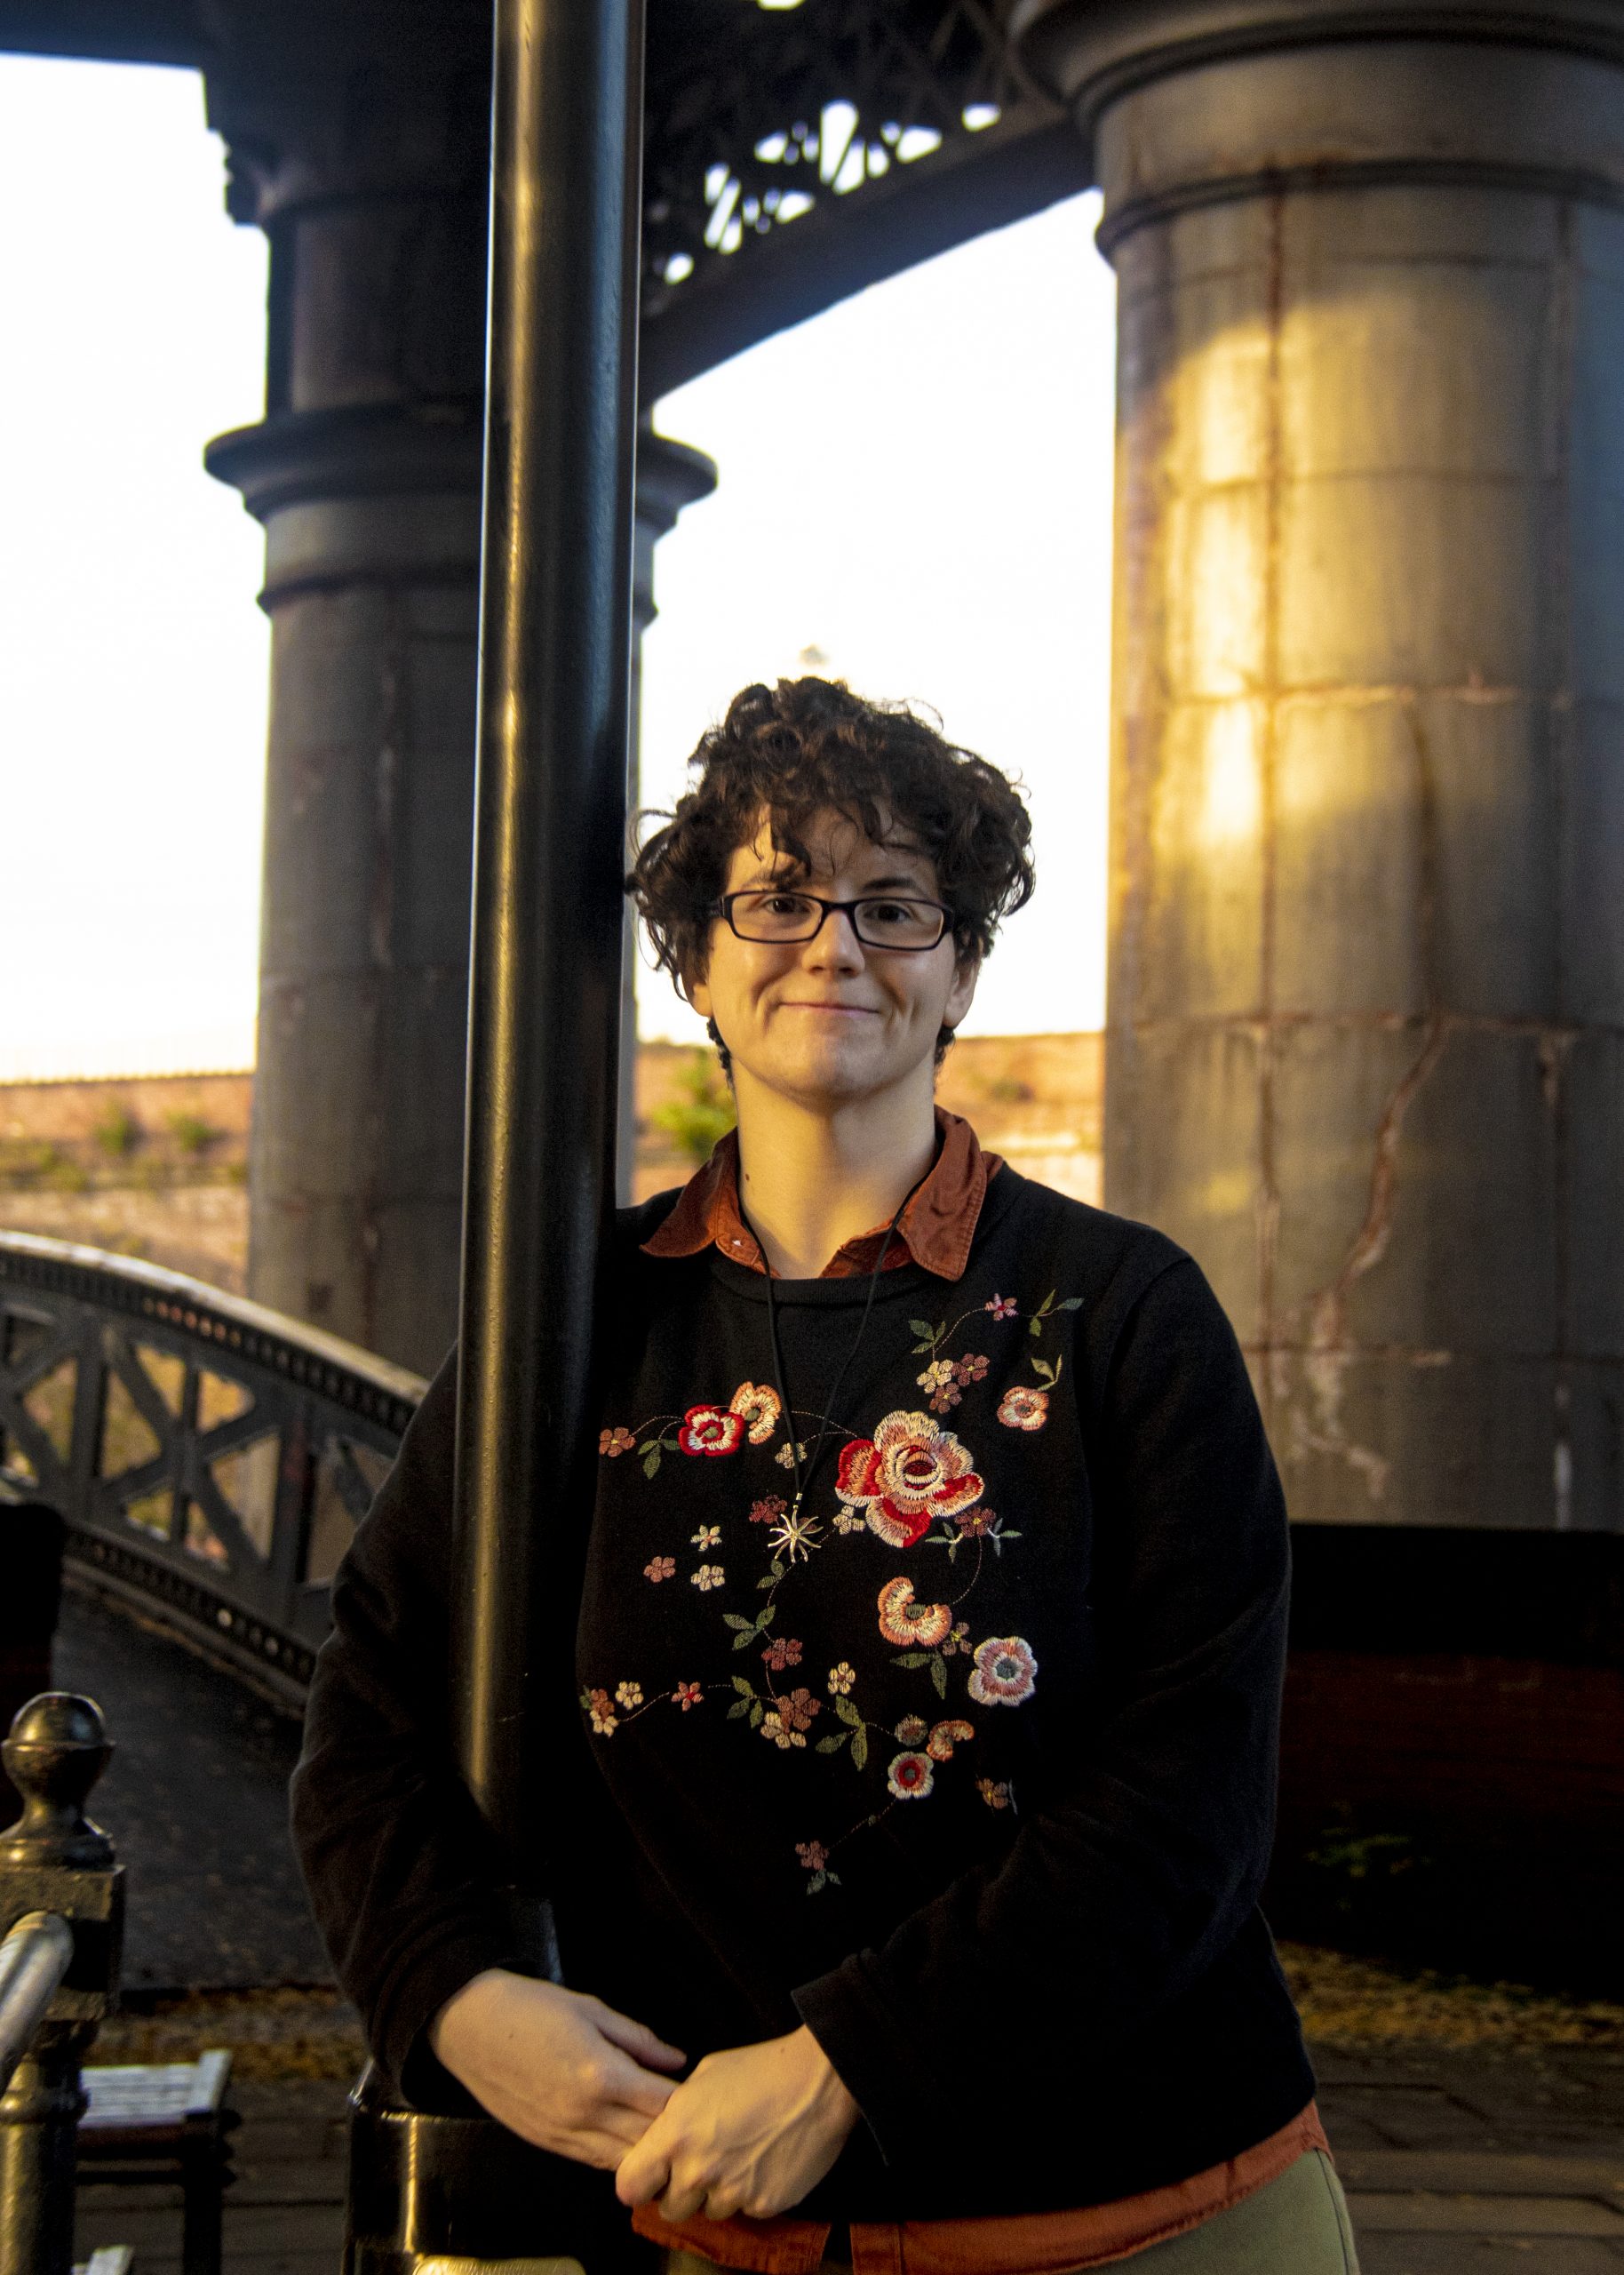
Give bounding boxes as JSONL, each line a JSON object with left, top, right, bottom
{"left": 614, "top": 2024, "right": 860, "bottom": 2223}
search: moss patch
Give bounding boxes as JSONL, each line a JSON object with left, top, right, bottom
{"left": 1281, "top": 1942, "right": 1624, "bottom": 2048}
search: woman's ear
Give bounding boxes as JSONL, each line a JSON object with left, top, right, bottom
{"left": 943, "top": 949, "right": 980, "bottom": 1033}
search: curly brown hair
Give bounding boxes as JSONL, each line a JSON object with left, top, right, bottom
{"left": 627, "top": 680, "right": 1034, "bottom": 1070}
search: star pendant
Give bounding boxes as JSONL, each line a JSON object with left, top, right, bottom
{"left": 767, "top": 1504, "right": 824, "bottom": 1563}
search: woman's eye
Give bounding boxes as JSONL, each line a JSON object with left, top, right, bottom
{"left": 763, "top": 893, "right": 811, "bottom": 916}
{"left": 864, "top": 901, "right": 912, "bottom": 925}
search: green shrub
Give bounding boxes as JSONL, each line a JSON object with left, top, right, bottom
{"left": 92, "top": 1101, "right": 139, "bottom": 1158}
{"left": 648, "top": 1051, "right": 736, "bottom": 1167}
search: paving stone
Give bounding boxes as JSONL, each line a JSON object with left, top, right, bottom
{"left": 1358, "top": 2239, "right": 1624, "bottom": 2271}
{"left": 1339, "top": 2151, "right": 1624, "bottom": 2196}
{"left": 1349, "top": 2191, "right": 1624, "bottom": 2235}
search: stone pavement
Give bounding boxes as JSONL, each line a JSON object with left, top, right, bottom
{"left": 1320, "top": 2042, "right": 1624, "bottom": 2271}
{"left": 69, "top": 2042, "right": 1624, "bottom": 2275}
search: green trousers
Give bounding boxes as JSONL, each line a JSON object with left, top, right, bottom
{"left": 664, "top": 2149, "right": 1361, "bottom": 2274}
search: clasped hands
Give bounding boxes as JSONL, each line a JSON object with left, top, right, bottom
{"left": 430, "top": 1969, "right": 859, "bottom": 2222}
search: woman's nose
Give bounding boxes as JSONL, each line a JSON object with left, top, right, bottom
{"left": 800, "top": 909, "right": 864, "bottom": 970}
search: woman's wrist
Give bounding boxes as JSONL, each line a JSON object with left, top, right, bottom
{"left": 794, "top": 2024, "right": 860, "bottom": 2132}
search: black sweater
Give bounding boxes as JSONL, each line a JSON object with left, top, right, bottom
{"left": 290, "top": 1168, "right": 1315, "bottom": 2221}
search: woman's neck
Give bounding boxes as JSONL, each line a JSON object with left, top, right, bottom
{"left": 733, "top": 1074, "right": 939, "bottom": 1281}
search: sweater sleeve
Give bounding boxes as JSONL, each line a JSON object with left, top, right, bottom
{"left": 792, "top": 1250, "right": 1290, "bottom": 2157}
{"left": 289, "top": 1348, "right": 525, "bottom": 2095}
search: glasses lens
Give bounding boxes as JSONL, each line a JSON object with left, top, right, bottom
{"left": 855, "top": 898, "right": 946, "bottom": 949}
{"left": 729, "top": 890, "right": 823, "bottom": 940}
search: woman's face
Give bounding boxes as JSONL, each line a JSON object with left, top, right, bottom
{"left": 688, "top": 808, "right": 978, "bottom": 1114}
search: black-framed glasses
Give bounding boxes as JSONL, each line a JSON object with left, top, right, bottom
{"left": 712, "top": 889, "right": 952, "bottom": 952}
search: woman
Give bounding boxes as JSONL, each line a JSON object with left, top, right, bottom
{"left": 292, "top": 678, "right": 1360, "bottom": 2271}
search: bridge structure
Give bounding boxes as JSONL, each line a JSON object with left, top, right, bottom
{"left": 1, "top": 0, "right": 1622, "bottom": 1998}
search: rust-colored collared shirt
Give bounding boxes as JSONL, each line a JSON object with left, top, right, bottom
{"left": 637, "top": 1110, "right": 1328, "bottom": 2271}
{"left": 633, "top": 2104, "right": 1331, "bottom": 2273}
{"left": 641, "top": 1110, "right": 999, "bottom": 1281}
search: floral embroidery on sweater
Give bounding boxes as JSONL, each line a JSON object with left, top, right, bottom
{"left": 581, "top": 1291, "right": 1080, "bottom": 1885}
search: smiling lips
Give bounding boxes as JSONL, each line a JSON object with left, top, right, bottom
{"left": 780, "top": 1000, "right": 879, "bottom": 1015}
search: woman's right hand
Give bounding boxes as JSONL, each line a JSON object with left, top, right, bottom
{"left": 429, "top": 1968, "right": 687, "bottom": 2167}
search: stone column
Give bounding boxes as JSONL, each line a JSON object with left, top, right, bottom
{"left": 204, "top": 53, "right": 712, "bottom": 1370}
{"left": 1015, "top": 0, "right": 1624, "bottom": 1529}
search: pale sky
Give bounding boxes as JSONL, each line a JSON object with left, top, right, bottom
{"left": 0, "top": 54, "right": 1117, "bottom": 1082}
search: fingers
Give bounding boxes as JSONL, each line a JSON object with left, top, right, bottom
{"left": 614, "top": 2140, "right": 671, "bottom": 2207}
{"left": 596, "top": 2042, "right": 682, "bottom": 2119}
{"left": 593, "top": 2000, "right": 687, "bottom": 2072}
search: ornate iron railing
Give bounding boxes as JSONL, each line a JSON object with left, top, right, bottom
{"left": 0, "top": 1234, "right": 423, "bottom": 1712}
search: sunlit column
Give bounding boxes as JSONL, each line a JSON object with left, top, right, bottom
{"left": 1016, "top": 0, "right": 1624, "bottom": 1528}
{"left": 203, "top": 54, "right": 713, "bottom": 1369}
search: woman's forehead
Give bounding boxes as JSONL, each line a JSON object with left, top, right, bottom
{"left": 728, "top": 806, "right": 933, "bottom": 882}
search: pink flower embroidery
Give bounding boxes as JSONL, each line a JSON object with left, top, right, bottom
{"left": 599, "top": 1426, "right": 635, "bottom": 1457}
{"left": 953, "top": 1354, "right": 989, "bottom": 1385}
{"left": 887, "top": 1750, "right": 935, "bottom": 1800}
{"left": 749, "top": 1495, "right": 788, "bottom": 1525}
{"left": 977, "top": 1777, "right": 1013, "bottom": 1809}
{"left": 673, "top": 1680, "right": 703, "bottom": 1711}
{"left": 895, "top": 1714, "right": 929, "bottom": 1746}
{"left": 968, "top": 1635, "right": 1038, "bottom": 1707}
{"left": 927, "top": 1718, "right": 974, "bottom": 1761}
{"left": 678, "top": 1404, "right": 745, "bottom": 1457}
{"left": 796, "top": 1840, "right": 830, "bottom": 1872}
{"left": 927, "top": 1380, "right": 962, "bottom": 1416}
{"left": 643, "top": 1554, "right": 676, "bottom": 1582}
{"left": 998, "top": 1385, "right": 1049, "bottom": 1433}
{"left": 728, "top": 1382, "right": 783, "bottom": 1445}
{"left": 985, "top": 1295, "right": 1018, "bottom": 1320}
{"left": 836, "top": 1410, "right": 984, "bottom": 1548}
{"left": 876, "top": 1576, "right": 953, "bottom": 1648}
{"left": 761, "top": 1635, "right": 804, "bottom": 1672}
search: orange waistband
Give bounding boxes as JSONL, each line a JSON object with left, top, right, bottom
{"left": 633, "top": 2099, "right": 1331, "bottom": 2275}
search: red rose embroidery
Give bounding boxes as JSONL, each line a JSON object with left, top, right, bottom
{"left": 887, "top": 1750, "right": 935, "bottom": 1800}
{"left": 678, "top": 1404, "right": 745, "bottom": 1457}
{"left": 836, "top": 1409, "right": 984, "bottom": 1548}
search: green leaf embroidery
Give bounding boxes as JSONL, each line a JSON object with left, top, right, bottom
{"left": 807, "top": 1871, "right": 827, "bottom": 1895}
{"left": 815, "top": 1732, "right": 848, "bottom": 1754}
{"left": 757, "top": 1602, "right": 776, "bottom": 1629}
{"left": 909, "top": 1319, "right": 937, "bottom": 1338}
{"left": 850, "top": 1727, "right": 869, "bottom": 1772}
{"left": 731, "top": 1674, "right": 754, "bottom": 1696}
{"left": 722, "top": 1614, "right": 753, "bottom": 1632}
{"left": 911, "top": 1342, "right": 935, "bottom": 1356}
{"left": 732, "top": 1631, "right": 755, "bottom": 1650}
{"left": 748, "top": 1702, "right": 764, "bottom": 1728}
{"left": 834, "top": 1695, "right": 861, "bottom": 1727}
{"left": 641, "top": 1449, "right": 661, "bottom": 1478}
{"left": 1031, "top": 1357, "right": 1056, "bottom": 1385}
{"left": 726, "top": 1698, "right": 751, "bottom": 1720}
{"left": 1056, "top": 1297, "right": 1084, "bottom": 1312}
{"left": 1027, "top": 1317, "right": 1043, "bottom": 1338}
{"left": 826, "top": 1867, "right": 842, "bottom": 1887}
{"left": 893, "top": 1650, "right": 931, "bottom": 1669}
{"left": 929, "top": 1654, "right": 948, "bottom": 1699}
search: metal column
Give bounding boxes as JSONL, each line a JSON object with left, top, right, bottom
{"left": 453, "top": 0, "right": 645, "bottom": 1856}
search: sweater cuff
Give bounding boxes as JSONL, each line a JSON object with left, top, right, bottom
{"left": 375, "top": 1923, "right": 523, "bottom": 2100}
{"left": 792, "top": 1954, "right": 910, "bottom": 2167}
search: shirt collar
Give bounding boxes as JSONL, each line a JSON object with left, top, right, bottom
{"left": 641, "top": 1107, "right": 999, "bottom": 1282}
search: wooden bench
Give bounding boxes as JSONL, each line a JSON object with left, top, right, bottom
{"left": 78, "top": 2050, "right": 235, "bottom": 2275}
